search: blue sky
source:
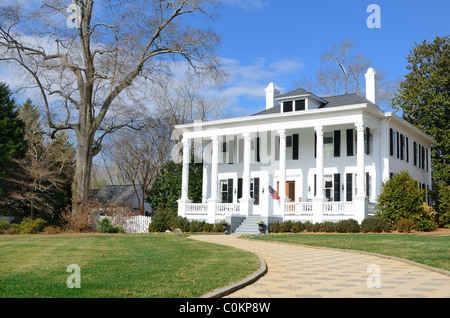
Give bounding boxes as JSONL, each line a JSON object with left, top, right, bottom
{"left": 1, "top": 0, "right": 448, "bottom": 118}
{"left": 214, "top": 0, "right": 449, "bottom": 115}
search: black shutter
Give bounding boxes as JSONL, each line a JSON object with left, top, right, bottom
{"left": 400, "top": 134, "right": 404, "bottom": 160}
{"left": 406, "top": 137, "right": 409, "bottom": 162}
{"left": 283, "top": 101, "right": 293, "bottom": 112}
{"left": 227, "top": 179, "right": 233, "bottom": 203}
{"left": 426, "top": 148, "right": 429, "bottom": 171}
{"left": 396, "top": 132, "right": 399, "bottom": 158}
{"left": 366, "top": 127, "right": 371, "bottom": 155}
{"left": 346, "top": 173, "right": 353, "bottom": 202}
{"left": 334, "top": 130, "right": 341, "bottom": 157}
{"left": 390, "top": 128, "right": 394, "bottom": 156}
{"left": 292, "top": 134, "right": 299, "bottom": 160}
{"left": 334, "top": 173, "right": 340, "bottom": 202}
{"left": 253, "top": 178, "right": 260, "bottom": 205}
{"left": 346, "top": 129, "right": 354, "bottom": 156}
{"left": 314, "top": 133, "right": 317, "bottom": 158}
{"left": 256, "top": 137, "right": 260, "bottom": 162}
{"left": 237, "top": 178, "right": 242, "bottom": 199}
{"left": 366, "top": 172, "right": 370, "bottom": 197}
{"left": 413, "top": 141, "right": 417, "bottom": 166}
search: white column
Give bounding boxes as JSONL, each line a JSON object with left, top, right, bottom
{"left": 240, "top": 133, "right": 254, "bottom": 216}
{"left": 177, "top": 138, "right": 191, "bottom": 218}
{"left": 278, "top": 129, "right": 287, "bottom": 201}
{"left": 314, "top": 126, "right": 324, "bottom": 201}
{"left": 355, "top": 122, "right": 366, "bottom": 198}
{"left": 180, "top": 138, "right": 191, "bottom": 201}
{"left": 354, "top": 121, "right": 368, "bottom": 223}
{"left": 207, "top": 135, "right": 220, "bottom": 224}
{"left": 209, "top": 136, "right": 219, "bottom": 202}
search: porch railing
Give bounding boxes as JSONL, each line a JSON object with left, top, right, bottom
{"left": 285, "top": 202, "right": 313, "bottom": 215}
{"left": 216, "top": 203, "right": 241, "bottom": 215}
{"left": 185, "top": 203, "right": 208, "bottom": 215}
{"left": 323, "top": 202, "right": 355, "bottom": 215}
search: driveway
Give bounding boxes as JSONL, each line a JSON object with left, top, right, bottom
{"left": 190, "top": 234, "right": 450, "bottom": 298}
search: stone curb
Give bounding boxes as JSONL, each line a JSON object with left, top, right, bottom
{"left": 200, "top": 253, "right": 268, "bottom": 298}
{"left": 245, "top": 238, "right": 450, "bottom": 277}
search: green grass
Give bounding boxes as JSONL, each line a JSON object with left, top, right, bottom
{"left": 249, "top": 233, "right": 450, "bottom": 271}
{"left": 0, "top": 234, "right": 260, "bottom": 298}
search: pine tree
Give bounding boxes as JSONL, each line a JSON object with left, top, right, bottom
{"left": 0, "top": 83, "right": 25, "bottom": 198}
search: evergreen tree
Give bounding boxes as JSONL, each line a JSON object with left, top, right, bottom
{"left": 392, "top": 36, "right": 450, "bottom": 184}
{"left": 0, "top": 83, "right": 25, "bottom": 198}
{"left": 146, "top": 159, "right": 202, "bottom": 212}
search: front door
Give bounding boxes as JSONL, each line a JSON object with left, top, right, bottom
{"left": 277, "top": 181, "right": 295, "bottom": 202}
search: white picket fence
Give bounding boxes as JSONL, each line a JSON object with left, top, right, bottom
{"left": 124, "top": 215, "right": 152, "bottom": 234}
{"left": 99, "top": 215, "right": 152, "bottom": 234}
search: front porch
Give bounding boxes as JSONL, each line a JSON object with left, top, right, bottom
{"left": 179, "top": 200, "right": 377, "bottom": 233}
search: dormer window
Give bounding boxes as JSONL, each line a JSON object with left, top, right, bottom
{"left": 283, "top": 101, "right": 293, "bottom": 112}
{"left": 295, "top": 99, "right": 305, "bottom": 111}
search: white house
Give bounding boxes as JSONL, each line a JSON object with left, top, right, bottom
{"left": 175, "top": 68, "right": 435, "bottom": 234}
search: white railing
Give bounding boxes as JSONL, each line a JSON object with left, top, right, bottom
{"left": 368, "top": 202, "right": 377, "bottom": 216}
{"left": 323, "top": 202, "right": 355, "bottom": 215}
{"left": 215, "top": 203, "right": 240, "bottom": 215}
{"left": 285, "top": 202, "right": 313, "bottom": 215}
{"left": 185, "top": 203, "right": 208, "bottom": 215}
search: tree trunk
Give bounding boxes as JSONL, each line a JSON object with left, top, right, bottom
{"left": 71, "top": 132, "right": 94, "bottom": 213}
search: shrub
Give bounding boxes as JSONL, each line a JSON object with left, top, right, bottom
{"left": 361, "top": 217, "right": 391, "bottom": 233}
{"left": 312, "top": 222, "right": 323, "bottom": 232}
{"left": 97, "top": 217, "right": 115, "bottom": 233}
{"left": 269, "top": 221, "right": 280, "bottom": 233}
{"left": 291, "top": 222, "right": 305, "bottom": 233}
{"left": 43, "top": 226, "right": 63, "bottom": 234}
{"left": 15, "top": 217, "right": 47, "bottom": 234}
{"left": 395, "top": 218, "right": 417, "bottom": 233}
{"left": 322, "top": 221, "right": 336, "bottom": 233}
{"left": 335, "top": 219, "right": 360, "bottom": 233}
{"left": 417, "top": 219, "right": 437, "bottom": 232}
{"left": 376, "top": 171, "right": 426, "bottom": 226}
{"left": 148, "top": 208, "right": 178, "bottom": 232}
{"left": 303, "top": 221, "right": 314, "bottom": 232}
{"left": 279, "top": 220, "right": 293, "bottom": 233}
{"left": 0, "top": 220, "right": 10, "bottom": 233}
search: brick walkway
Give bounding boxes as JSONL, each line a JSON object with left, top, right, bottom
{"left": 191, "top": 235, "right": 450, "bottom": 298}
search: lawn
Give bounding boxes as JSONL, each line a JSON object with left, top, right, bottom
{"left": 0, "top": 234, "right": 260, "bottom": 298}
{"left": 248, "top": 233, "right": 450, "bottom": 271}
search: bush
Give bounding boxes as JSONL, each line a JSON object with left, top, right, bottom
{"left": 395, "top": 218, "right": 417, "bottom": 233}
{"left": 279, "top": 220, "right": 293, "bottom": 233}
{"left": 148, "top": 208, "right": 178, "bottom": 232}
{"left": 376, "top": 171, "right": 426, "bottom": 226}
{"left": 0, "top": 220, "right": 10, "bottom": 233}
{"left": 303, "top": 221, "right": 314, "bottom": 232}
{"left": 335, "top": 219, "right": 360, "bottom": 233}
{"left": 269, "top": 221, "right": 280, "bottom": 233}
{"left": 322, "top": 221, "right": 336, "bottom": 233}
{"left": 291, "top": 222, "right": 305, "bottom": 233}
{"left": 417, "top": 219, "right": 437, "bottom": 232}
{"left": 312, "top": 222, "right": 323, "bottom": 232}
{"left": 43, "top": 226, "right": 63, "bottom": 234}
{"left": 15, "top": 217, "right": 47, "bottom": 234}
{"left": 361, "top": 217, "right": 391, "bottom": 233}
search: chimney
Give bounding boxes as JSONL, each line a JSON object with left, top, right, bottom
{"left": 265, "top": 82, "right": 280, "bottom": 110}
{"left": 365, "top": 67, "right": 379, "bottom": 105}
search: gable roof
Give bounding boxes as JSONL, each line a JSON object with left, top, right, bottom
{"left": 252, "top": 92, "right": 371, "bottom": 116}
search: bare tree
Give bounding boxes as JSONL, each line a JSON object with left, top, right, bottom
{"left": 105, "top": 117, "right": 173, "bottom": 215}
{"left": 0, "top": 0, "right": 223, "bottom": 213}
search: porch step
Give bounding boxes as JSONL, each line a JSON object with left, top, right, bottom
{"left": 233, "top": 216, "right": 263, "bottom": 235}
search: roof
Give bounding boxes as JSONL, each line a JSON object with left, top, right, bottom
{"left": 252, "top": 92, "right": 372, "bottom": 116}
{"left": 89, "top": 185, "right": 145, "bottom": 207}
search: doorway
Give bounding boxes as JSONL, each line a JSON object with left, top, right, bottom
{"left": 277, "top": 181, "right": 295, "bottom": 202}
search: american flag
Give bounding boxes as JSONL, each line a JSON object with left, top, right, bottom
{"left": 268, "top": 185, "right": 280, "bottom": 200}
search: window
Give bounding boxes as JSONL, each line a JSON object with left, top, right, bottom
{"left": 220, "top": 179, "right": 233, "bottom": 203}
{"left": 324, "top": 175, "right": 334, "bottom": 201}
{"left": 283, "top": 101, "right": 293, "bottom": 112}
{"left": 295, "top": 99, "right": 305, "bottom": 111}
{"left": 237, "top": 178, "right": 260, "bottom": 205}
{"left": 324, "top": 132, "right": 334, "bottom": 157}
